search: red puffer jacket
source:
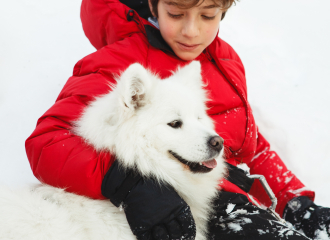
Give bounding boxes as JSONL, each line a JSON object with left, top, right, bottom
{"left": 25, "top": 0, "right": 314, "bottom": 216}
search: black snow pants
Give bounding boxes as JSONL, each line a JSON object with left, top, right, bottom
{"left": 208, "top": 192, "right": 310, "bottom": 240}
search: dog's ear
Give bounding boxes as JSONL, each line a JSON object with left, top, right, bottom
{"left": 73, "top": 63, "right": 154, "bottom": 151}
{"left": 117, "top": 63, "right": 154, "bottom": 112}
{"left": 172, "top": 61, "right": 203, "bottom": 90}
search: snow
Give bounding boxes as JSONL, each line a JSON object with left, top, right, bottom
{"left": 0, "top": 0, "right": 330, "bottom": 208}
{"left": 230, "top": 209, "right": 248, "bottom": 216}
{"left": 237, "top": 163, "right": 250, "bottom": 173}
{"left": 286, "top": 230, "right": 294, "bottom": 236}
{"left": 278, "top": 228, "right": 293, "bottom": 237}
{"left": 242, "top": 217, "right": 252, "bottom": 224}
{"left": 258, "top": 229, "right": 266, "bottom": 235}
{"left": 226, "top": 203, "right": 236, "bottom": 214}
{"left": 227, "top": 222, "right": 243, "bottom": 232}
{"left": 288, "top": 187, "right": 311, "bottom": 195}
{"left": 287, "top": 198, "right": 302, "bottom": 211}
{"left": 303, "top": 211, "right": 311, "bottom": 219}
{"left": 285, "top": 176, "right": 294, "bottom": 184}
{"left": 228, "top": 209, "right": 249, "bottom": 219}
{"left": 315, "top": 228, "right": 330, "bottom": 240}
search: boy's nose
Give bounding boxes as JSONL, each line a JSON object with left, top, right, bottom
{"left": 182, "top": 20, "right": 199, "bottom": 38}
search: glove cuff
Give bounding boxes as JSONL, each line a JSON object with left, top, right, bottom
{"left": 283, "top": 196, "right": 315, "bottom": 225}
{"left": 101, "top": 160, "right": 142, "bottom": 207}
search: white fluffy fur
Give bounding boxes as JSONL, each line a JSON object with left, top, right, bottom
{"left": 0, "top": 184, "right": 134, "bottom": 240}
{"left": 0, "top": 61, "right": 225, "bottom": 240}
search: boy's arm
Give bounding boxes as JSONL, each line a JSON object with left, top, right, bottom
{"left": 214, "top": 38, "right": 315, "bottom": 216}
{"left": 25, "top": 71, "right": 116, "bottom": 199}
{"left": 25, "top": 37, "right": 148, "bottom": 199}
{"left": 247, "top": 130, "right": 315, "bottom": 216}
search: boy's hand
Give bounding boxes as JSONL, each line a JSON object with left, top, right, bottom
{"left": 102, "top": 160, "right": 196, "bottom": 240}
{"left": 283, "top": 196, "right": 330, "bottom": 239}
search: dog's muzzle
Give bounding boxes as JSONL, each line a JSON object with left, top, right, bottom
{"left": 169, "top": 150, "right": 218, "bottom": 174}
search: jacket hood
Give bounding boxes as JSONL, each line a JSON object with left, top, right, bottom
{"left": 81, "top": 0, "right": 152, "bottom": 50}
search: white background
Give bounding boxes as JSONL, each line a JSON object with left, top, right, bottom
{"left": 0, "top": 0, "right": 329, "bottom": 207}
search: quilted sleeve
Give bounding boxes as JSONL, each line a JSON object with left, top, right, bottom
{"left": 247, "top": 130, "right": 315, "bottom": 216}
{"left": 25, "top": 36, "right": 148, "bottom": 199}
{"left": 25, "top": 71, "right": 116, "bottom": 199}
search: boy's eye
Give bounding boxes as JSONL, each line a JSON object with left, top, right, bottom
{"left": 167, "top": 12, "right": 216, "bottom": 20}
{"left": 167, "top": 12, "right": 183, "bottom": 19}
{"left": 202, "top": 15, "right": 216, "bottom": 20}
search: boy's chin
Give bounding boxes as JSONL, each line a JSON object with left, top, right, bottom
{"left": 174, "top": 49, "right": 204, "bottom": 61}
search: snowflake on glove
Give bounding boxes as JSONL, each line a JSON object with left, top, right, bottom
{"left": 284, "top": 196, "right": 330, "bottom": 239}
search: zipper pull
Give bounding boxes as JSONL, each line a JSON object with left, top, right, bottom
{"left": 126, "top": 9, "right": 139, "bottom": 24}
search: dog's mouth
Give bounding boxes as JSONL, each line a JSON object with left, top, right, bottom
{"left": 169, "top": 150, "right": 217, "bottom": 173}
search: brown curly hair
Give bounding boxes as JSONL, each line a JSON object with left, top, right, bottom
{"left": 149, "top": 0, "right": 237, "bottom": 20}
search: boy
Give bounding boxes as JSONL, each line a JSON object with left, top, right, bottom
{"left": 25, "top": 0, "right": 330, "bottom": 239}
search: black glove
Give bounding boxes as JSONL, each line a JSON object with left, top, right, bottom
{"left": 101, "top": 160, "right": 196, "bottom": 240}
{"left": 283, "top": 196, "right": 330, "bottom": 239}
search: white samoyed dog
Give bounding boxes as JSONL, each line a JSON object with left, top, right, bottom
{"left": 0, "top": 61, "right": 226, "bottom": 240}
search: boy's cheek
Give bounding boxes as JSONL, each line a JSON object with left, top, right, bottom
{"left": 159, "top": 26, "right": 176, "bottom": 46}
{"left": 206, "top": 25, "right": 220, "bottom": 45}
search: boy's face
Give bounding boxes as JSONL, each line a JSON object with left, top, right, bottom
{"left": 151, "top": 0, "right": 223, "bottom": 61}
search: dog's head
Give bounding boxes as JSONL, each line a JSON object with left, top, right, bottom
{"left": 75, "top": 61, "right": 224, "bottom": 178}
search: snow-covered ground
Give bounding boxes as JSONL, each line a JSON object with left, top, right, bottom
{"left": 0, "top": 0, "right": 329, "bottom": 207}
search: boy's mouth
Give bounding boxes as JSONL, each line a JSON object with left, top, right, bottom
{"left": 177, "top": 42, "right": 200, "bottom": 51}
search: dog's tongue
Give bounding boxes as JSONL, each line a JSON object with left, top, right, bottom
{"left": 202, "top": 159, "right": 217, "bottom": 169}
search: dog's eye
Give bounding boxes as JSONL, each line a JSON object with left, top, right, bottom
{"left": 168, "top": 120, "right": 182, "bottom": 129}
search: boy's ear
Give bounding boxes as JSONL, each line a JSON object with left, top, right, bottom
{"left": 221, "top": 11, "right": 227, "bottom": 21}
{"left": 117, "top": 63, "right": 154, "bottom": 112}
{"left": 148, "top": 0, "right": 157, "bottom": 17}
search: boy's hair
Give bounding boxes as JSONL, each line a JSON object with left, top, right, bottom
{"left": 150, "top": 0, "right": 236, "bottom": 20}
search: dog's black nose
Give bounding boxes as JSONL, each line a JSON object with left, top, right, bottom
{"left": 208, "top": 136, "right": 224, "bottom": 152}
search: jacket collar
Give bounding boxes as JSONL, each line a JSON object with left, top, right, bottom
{"left": 144, "top": 25, "right": 174, "bottom": 54}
